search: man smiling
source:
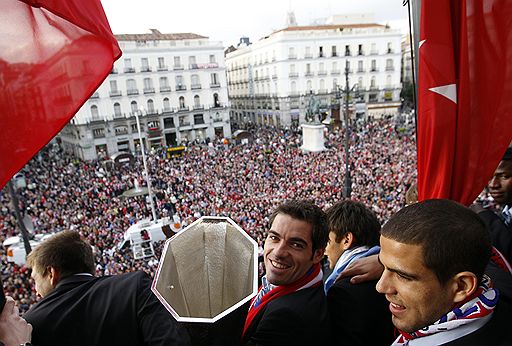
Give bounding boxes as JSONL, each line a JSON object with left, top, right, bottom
{"left": 241, "top": 200, "right": 331, "bottom": 345}
{"left": 377, "top": 199, "right": 511, "bottom": 345}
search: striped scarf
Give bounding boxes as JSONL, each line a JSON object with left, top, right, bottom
{"left": 324, "top": 245, "right": 380, "bottom": 294}
{"left": 242, "top": 263, "right": 323, "bottom": 338}
{"left": 392, "top": 275, "right": 499, "bottom": 345}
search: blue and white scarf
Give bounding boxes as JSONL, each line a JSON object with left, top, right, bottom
{"left": 324, "top": 245, "right": 380, "bottom": 294}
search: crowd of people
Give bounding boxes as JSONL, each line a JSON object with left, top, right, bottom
{"left": 0, "top": 118, "right": 417, "bottom": 312}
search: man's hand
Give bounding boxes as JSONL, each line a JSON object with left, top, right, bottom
{"left": 337, "top": 255, "right": 383, "bottom": 284}
{"left": 0, "top": 297, "right": 32, "bottom": 346}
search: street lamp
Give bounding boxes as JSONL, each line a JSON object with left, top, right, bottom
{"left": 334, "top": 61, "right": 358, "bottom": 199}
{"left": 134, "top": 109, "right": 158, "bottom": 222}
{"left": 7, "top": 174, "right": 32, "bottom": 255}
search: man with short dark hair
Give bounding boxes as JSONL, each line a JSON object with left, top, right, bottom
{"left": 478, "top": 147, "right": 512, "bottom": 263}
{"left": 377, "top": 199, "right": 511, "bottom": 345}
{"left": 324, "top": 201, "right": 394, "bottom": 345}
{"left": 241, "top": 200, "right": 331, "bottom": 345}
{"left": 24, "top": 230, "right": 190, "bottom": 346}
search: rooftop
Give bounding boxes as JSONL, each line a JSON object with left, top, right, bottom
{"left": 114, "top": 29, "right": 208, "bottom": 41}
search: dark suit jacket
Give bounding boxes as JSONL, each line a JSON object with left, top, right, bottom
{"left": 479, "top": 209, "right": 512, "bottom": 264}
{"left": 242, "top": 285, "right": 331, "bottom": 346}
{"left": 24, "top": 271, "right": 190, "bottom": 346}
{"left": 441, "top": 299, "right": 512, "bottom": 345}
{"left": 327, "top": 277, "right": 395, "bottom": 346}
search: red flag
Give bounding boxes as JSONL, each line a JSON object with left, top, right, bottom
{"left": 417, "top": 0, "right": 512, "bottom": 205}
{"left": 0, "top": 0, "right": 121, "bottom": 189}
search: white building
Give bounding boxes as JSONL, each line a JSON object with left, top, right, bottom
{"left": 226, "top": 18, "right": 402, "bottom": 127}
{"left": 60, "top": 29, "right": 231, "bottom": 161}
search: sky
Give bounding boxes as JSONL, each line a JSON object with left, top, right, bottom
{"left": 101, "top": 0, "right": 410, "bottom": 47}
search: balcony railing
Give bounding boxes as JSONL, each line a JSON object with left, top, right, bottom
{"left": 127, "top": 89, "right": 139, "bottom": 95}
{"left": 289, "top": 72, "right": 299, "bottom": 78}
{"left": 109, "top": 90, "right": 122, "bottom": 97}
{"left": 90, "top": 92, "right": 100, "bottom": 99}
{"left": 370, "top": 68, "right": 379, "bottom": 72}
{"left": 173, "top": 65, "right": 184, "bottom": 70}
{"left": 305, "top": 72, "right": 314, "bottom": 77}
{"left": 317, "top": 71, "right": 327, "bottom": 76}
{"left": 210, "top": 83, "right": 221, "bottom": 88}
{"left": 330, "top": 70, "right": 340, "bottom": 75}
{"left": 141, "top": 67, "right": 152, "bottom": 72}
{"left": 143, "top": 87, "right": 155, "bottom": 94}
{"left": 160, "top": 86, "right": 171, "bottom": 93}
{"left": 357, "top": 68, "right": 366, "bottom": 73}
{"left": 175, "top": 85, "right": 187, "bottom": 91}
{"left": 304, "top": 54, "right": 313, "bottom": 59}
{"left": 385, "top": 66, "right": 395, "bottom": 71}
{"left": 157, "top": 65, "right": 168, "bottom": 71}
{"left": 193, "top": 105, "right": 204, "bottom": 110}
{"left": 178, "top": 106, "right": 189, "bottom": 112}
{"left": 124, "top": 67, "right": 135, "bottom": 73}
{"left": 288, "top": 54, "right": 297, "bottom": 60}
{"left": 191, "top": 84, "right": 202, "bottom": 90}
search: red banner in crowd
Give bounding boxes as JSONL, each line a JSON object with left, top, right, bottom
{"left": 0, "top": 0, "right": 121, "bottom": 189}
{"left": 417, "top": 0, "right": 512, "bottom": 205}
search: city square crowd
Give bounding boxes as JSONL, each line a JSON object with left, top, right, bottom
{"left": 0, "top": 118, "right": 417, "bottom": 313}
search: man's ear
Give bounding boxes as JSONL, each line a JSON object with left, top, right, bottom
{"left": 450, "top": 272, "right": 478, "bottom": 304}
{"left": 312, "top": 248, "right": 325, "bottom": 264}
{"left": 341, "top": 232, "right": 354, "bottom": 251}
{"left": 48, "top": 267, "right": 61, "bottom": 287}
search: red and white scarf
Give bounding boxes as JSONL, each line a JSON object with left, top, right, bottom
{"left": 393, "top": 275, "right": 499, "bottom": 345}
{"left": 242, "top": 263, "right": 323, "bottom": 337}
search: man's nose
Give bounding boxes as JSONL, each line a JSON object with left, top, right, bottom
{"left": 273, "top": 241, "right": 288, "bottom": 257}
{"left": 489, "top": 176, "right": 500, "bottom": 188}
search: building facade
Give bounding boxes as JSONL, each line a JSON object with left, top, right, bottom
{"left": 226, "top": 21, "right": 402, "bottom": 127}
{"left": 60, "top": 29, "right": 231, "bottom": 161}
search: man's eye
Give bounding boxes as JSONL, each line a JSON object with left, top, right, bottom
{"left": 291, "top": 242, "right": 305, "bottom": 249}
{"left": 396, "top": 273, "right": 412, "bottom": 281}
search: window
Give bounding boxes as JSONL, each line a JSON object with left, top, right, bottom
{"left": 319, "top": 62, "right": 325, "bottom": 73}
{"left": 114, "top": 103, "right": 121, "bottom": 116}
{"left": 358, "top": 77, "right": 363, "bottom": 88}
{"left": 163, "top": 98, "right": 171, "bottom": 111}
{"left": 176, "top": 75, "right": 184, "bottom": 90}
{"left": 143, "top": 78, "right": 154, "bottom": 93}
{"left": 90, "top": 105, "right": 99, "bottom": 118}
{"left": 358, "top": 44, "right": 364, "bottom": 55}
{"left": 127, "top": 79, "right": 137, "bottom": 95}
{"left": 174, "top": 56, "right": 182, "bottom": 69}
{"left": 371, "top": 60, "right": 377, "bottom": 71}
{"left": 194, "top": 95, "right": 201, "bottom": 108}
{"left": 371, "top": 43, "right": 377, "bottom": 54}
{"left": 130, "top": 101, "right": 138, "bottom": 113}
{"left": 370, "top": 76, "right": 376, "bottom": 88}
{"left": 386, "top": 59, "right": 394, "bottom": 71}
{"left": 164, "top": 117, "right": 175, "bottom": 128}
{"left": 358, "top": 60, "right": 364, "bottom": 72}
{"left": 319, "top": 46, "right": 324, "bottom": 58}
{"left": 387, "top": 42, "right": 393, "bottom": 53}
{"left": 110, "top": 80, "right": 118, "bottom": 92}
{"left": 211, "top": 73, "right": 219, "bottom": 86}
{"left": 124, "top": 58, "right": 134, "bottom": 72}
{"left": 213, "top": 93, "right": 220, "bottom": 107}
{"left": 160, "top": 77, "right": 170, "bottom": 90}
{"left": 305, "top": 46, "right": 311, "bottom": 58}
{"left": 191, "top": 74, "right": 200, "bottom": 89}
{"left": 290, "top": 81, "right": 297, "bottom": 93}
{"left": 332, "top": 46, "right": 337, "bottom": 57}
{"left": 158, "top": 57, "right": 165, "bottom": 69}
{"left": 306, "top": 63, "right": 311, "bottom": 74}
{"left": 179, "top": 96, "right": 186, "bottom": 109}
{"left": 194, "top": 114, "right": 204, "bottom": 125}
{"left": 209, "top": 54, "right": 216, "bottom": 63}
{"left": 345, "top": 45, "right": 351, "bottom": 56}
{"left": 290, "top": 64, "right": 295, "bottom": 73}
{"left": 189, "top": 55, "right": 197, "bottom": 68}
{"left": 141, "top": 58, "right": 150, "bottom": 72}
{"left": 319, "top": 79, "right": 325, "bottom": 92}
{"left": 147, "top": 99, "right": 155, "bottom": 113}
{"left": 289, "top": 47, "right": 295, "bottom": 58}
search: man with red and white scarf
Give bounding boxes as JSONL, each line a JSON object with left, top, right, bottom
{"left": 377, "top": 199, "right": 512, "bottom": 345}
{"left": 241, "top": 200, "right": 331, "bottom": 345}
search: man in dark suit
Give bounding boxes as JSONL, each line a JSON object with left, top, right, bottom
{"left": 477, "top": 147, "right": 512, "bottom": 263}
{"left": 377, "top": 199, "right": 511, "bottom": 345}
{"left": 241, "top": 200, "right": 331, "bottom": 345}
{"left": 324, "top": 201, "right": 394, "bottom": 345}
{"left": 24, "top": 230, "right": 190, "bottom": 346}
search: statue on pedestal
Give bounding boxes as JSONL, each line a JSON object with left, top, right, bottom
{"left": 305, "top": 91, "right": 321, "bottom": 123}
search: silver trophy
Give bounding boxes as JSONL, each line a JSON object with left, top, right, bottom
{"left": 152, "top": 216, "right": 258, "bottom": 323}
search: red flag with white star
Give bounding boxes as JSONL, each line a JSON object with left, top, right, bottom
{"left": 0, "top": 0, "right": 121, "bottom": 189}
{"left": 417, "top": 0, "right": 512, "bottom": 205}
